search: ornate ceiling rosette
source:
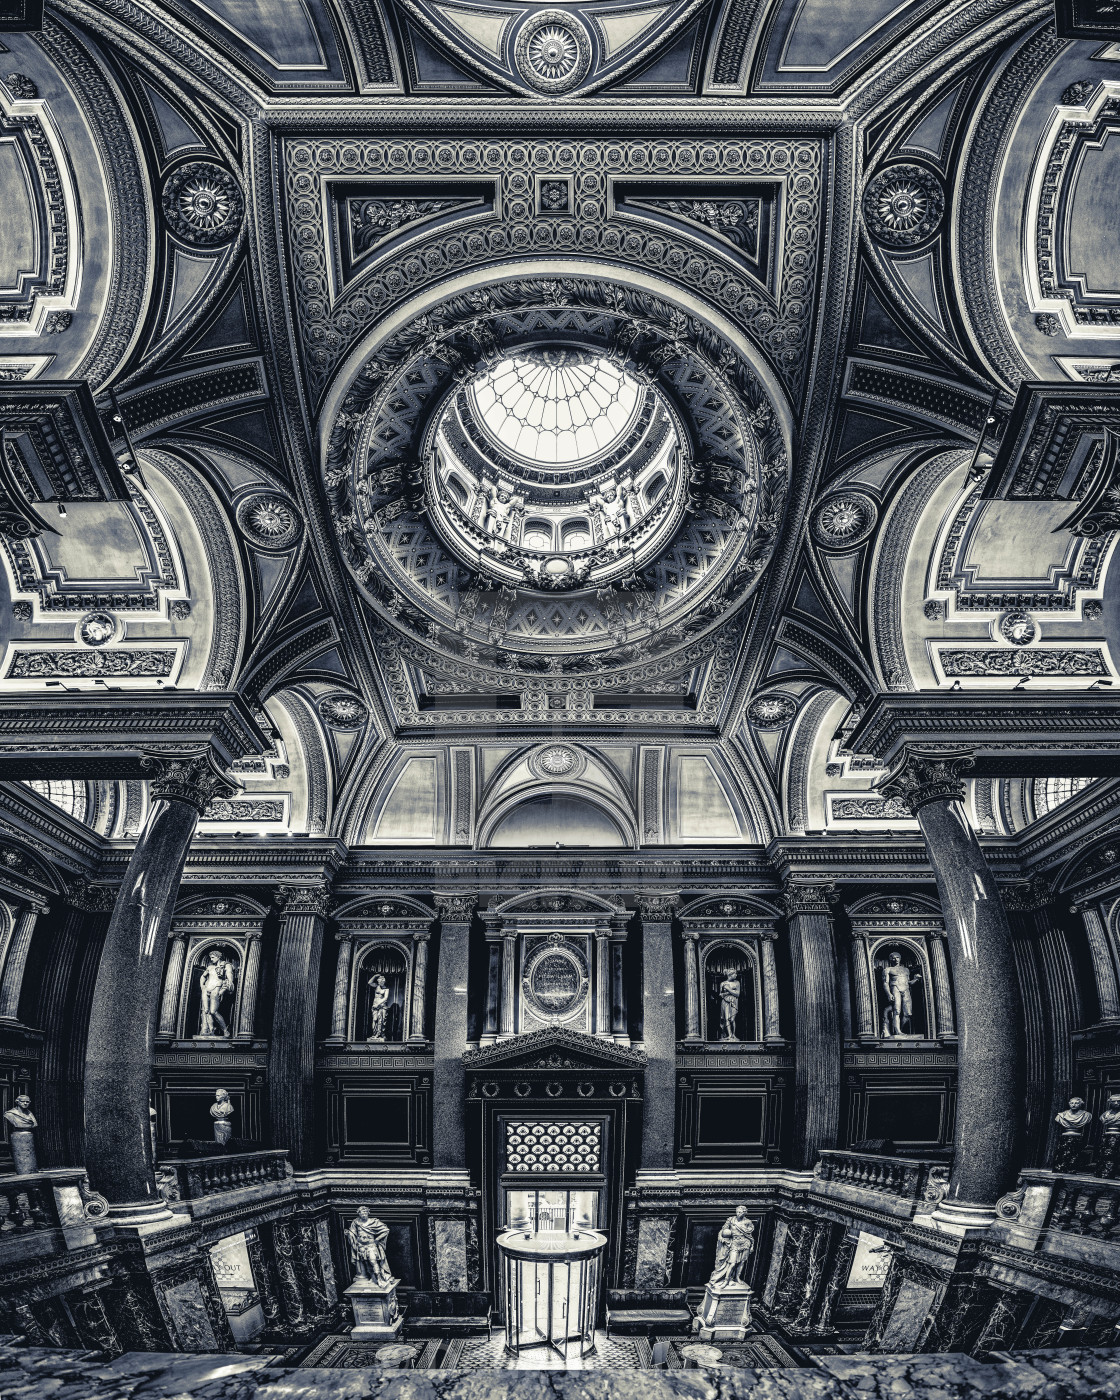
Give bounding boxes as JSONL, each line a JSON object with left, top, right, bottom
{"left": 393, "top": 0, "right": 712, "bottom": 99}
{"left": 323, "top": 275, "right": 791, "bottom": 701}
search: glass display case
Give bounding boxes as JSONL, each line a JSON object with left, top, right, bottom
{"left": 496, "top": 1226, "right": 606, "bottom": 1361}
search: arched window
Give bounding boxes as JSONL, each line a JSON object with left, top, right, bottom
{"left": 1034, "top": 776, "right": 1093, "bottom": 817}
{"left": 23, "top": 780, "right": 87, "bottom": 824}
{"left": 561, "top": 519, "right": 591, "bottom": 551}
{"left": 522, "top": 519, "right": 553, "bottom": 551}
{"left": 644, "top": 471, "right": 667, "bottom": 505}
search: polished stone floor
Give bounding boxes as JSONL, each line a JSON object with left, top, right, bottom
{"left": 3, "top": 1342, "right": 1120, "bottom": 1398}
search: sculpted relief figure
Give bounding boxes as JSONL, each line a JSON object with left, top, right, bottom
{"left": 707, "top": 1205, "right": 754, "bottom": 1288}
{"left": 1053, "top": 1096, "right": 1092, "bottom": 1173}
{"left": 368, "top": 974, "right": 391, "bottom": 1042}
{"left": 877, "top": 950, "right": 921, "bottom": 1038}
{"left": 347, "top": 1205, "right": 395, "bottom": 1285}
{"left": 199, "top": 948, "right": 237, "bottom": 1037}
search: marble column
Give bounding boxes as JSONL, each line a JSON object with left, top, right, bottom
{"left": 1077, "top": 904, "right": 1120, "bottom": 1022}
{"left": 408, "top": 928, "right": 431, "bottom": 1043}
{"left": 847, "top": 932, "right": 876, "bottom": 1039}
{"left": 610, "top": 924, "right": 629, "bottom": 1043}
{"left": 325, "top": 933, "right": 353, "bottom": 1044}
{"left": 760, "top": 932, "right": 782, "bottom": 1041}
{"left": 927, "top": 928, "right": 957, "bottom": 1039}
{"left": 681, "top": 930, "right": 702, "bottom": 1041}
{"left": 0, "top": 899, "right": 49, "bottom": 1022}
{"left": 499, "top": 930, "right": 517, "bottom": 1038}
{"left": 235, "top": 929, "right": 263, "bottom": 1040}
{"left": 782, "top": 882, "right": 840, "bottom": 1169}
{"left": 35, "top": 886, "right": 114, "bottom": 1167}
{"left": 594, "top": 928, "right": 612, "bottom": 1038}
{"left": 481, "top": 931, "right": 501, "bottom": 1044}
{"left": 157, "top": 933, "right": 188, "bottom": 1037}
{"left": 432, "top": 892, "right": 476, "bottom": 1170}
{"left": 813, "top": 1231, "right": 858, "bottom": 1334}
{"left": 637, "top": 892, "right": 678, "bottom": 1170}
{"left": 84, "top": 754, "right": 233, "bottom": 1210}
{"left": 245, "top": 1226, "right": 282, "bottom": 1331}
{"left": 268, "top": 881, "right": 331, "bottom": 1169}
{"left": 880, "top": 747, "right": 1025, "bottom": 1211}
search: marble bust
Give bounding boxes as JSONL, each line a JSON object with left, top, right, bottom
{"left": 210, "top": 1088, "right": 234, "bottom": 1145}
{"left": 1052, "top": 1097, "right": 1092, "bottom": 1173}
{"left": 1098, "top": 1093, "right": 1120, "bottom": 1179}
{"left": 4, "top": 1095, "right": 37, "bottom": 1175}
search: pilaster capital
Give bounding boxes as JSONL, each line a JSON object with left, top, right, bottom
{"left": 1002, "top": 875, "right": 1056, "bottom": 914}
{"left": 19, "top": 898, "right": 49, "bottom": 918}
{"left": 681, "top": 928, "right": 700, "bottom": 942}
{"left": 335, "top": 929, "right": 354, "bottom": 944}
{"left": 781, "top": 881, "right": 836, "bottom": 918}
{"left": 275, "top": 881, "right": 332, "bottom": 918}
{"left": 636, "top": 891, "right": 679, "bottom": 922}
{"left": 245, "top": 928, "right": 264, "bottom": 942}
{"left": 877, "top": 745, "right": 974, "bottom": 813}
{"left": 433, "top": 891, "right": 477, "bottom": 923}
{"left": 145, "top": 751, "right": 237, "bottom": 814}
{"left": 412, "top": 928, "right": 431, "bottom": 944}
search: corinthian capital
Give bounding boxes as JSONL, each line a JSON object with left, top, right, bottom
{"left": 433, "top": 891, "right": 477, "bottom": 923}
{"left": 636, "top": 891, "right": 679, "bottom": 922}
{"left": 146, "top": 751, "right": 237, "bottom": 814}
{"left": 781, "top": 882, "right": 836, "bottom": 918}
{"left": 877, "top": 746, "right": 974, "bottom": 814}
{"left": 276, "top": 882, "right": 332, "bottom": 918}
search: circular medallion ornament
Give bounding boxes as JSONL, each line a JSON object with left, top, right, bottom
{"left": 515, "top": 11, "right": 591, "bottom": 94}
{"left": 812, "top": 491, "right": 878, "bottom": 549}
{"left": 998, "top": 610, "right": 1038, "bottom": 647}
{"left": 318, "top": 693, "right": 368, "bottom": 728}
{"left": 863, "top": 165, "right": 944, "bottom": 247}
{"left": 522, "top": 942, "right": 589, "bottom": 1021}
{"left": 162, "top": 162, "right": 244, "bottom": 246}
{"left": 529, "top": 743, "right": 584, "bottom": 780}
{"left": 747, "top": 691, "right": 797, "bottom": 728}
{"left": 76, "top": 611, "right": 117, "bottom": 646}
{"left": 237, "top": 493, "right": 302, "bottom": 550}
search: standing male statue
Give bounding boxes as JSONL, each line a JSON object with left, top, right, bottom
{"left": 347, "top": 1206, "right": 395, "bottom": 1285}
{"left": 877, "top": 950, "right": 921, "bottom": 1038}
{"left": 707, "top": 1204, "right": 755, "bottom": 1288}
{"left": 198, "top": 948, "right": 237, "bottom": 1037}
{"left": 718, "top": 971, "right": 741, "bottom": 1041}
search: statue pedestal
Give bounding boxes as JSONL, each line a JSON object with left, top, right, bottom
{"left": 345, "top": 1277, "right": 403, "bottom": 1341}
{"left": 693, "top": 1281, "right": 753, "bottom": 1342}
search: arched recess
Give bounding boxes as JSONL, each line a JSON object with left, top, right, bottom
{"left": 479, "top": 788, "right": 635, "bottom": 849}
{"left": 266, "top": 688, "right": 334, "bottom": 836}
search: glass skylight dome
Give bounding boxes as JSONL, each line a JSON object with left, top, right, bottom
{"left": 469, "top": 350, "right": 643, "bottom": 467}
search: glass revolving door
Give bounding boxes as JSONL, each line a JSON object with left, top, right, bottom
{"left": 497, "top": 1227, "right": 606, "bottom": 1361}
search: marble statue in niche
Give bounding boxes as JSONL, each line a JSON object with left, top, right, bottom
{"left": 1097, "top": 1093, "right": 1120, "bottom": 1178}
{"left": 1053, "top": 1097, "right": 1093, "bottom": 1172}
{"left": 4, "top": 1094, "right": 37, "bottom": 1174}
{"left": 197, "top": 947, "right": 237, "bottom": 1037}
{"left": 874, "top": 945, "right": 925, "bottom": 1038}
{"left": 708, "top": 1205, "right": 754, "bottom": 1286}
{"left": 211, "top": 1089, "right": 234, "bottom": 1145}
{"left": 347, "top": 1206, "right": 395, "bottom": 1284}
{"left": 368, "top": 974, "right": 390, "bottom": 1042}
{"left": 705, "top": 946, "right": 754, "bottom": 1041}
{"left": 719, "top": 971, "right": 741, "bottom": 1040}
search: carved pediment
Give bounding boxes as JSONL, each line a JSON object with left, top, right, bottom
{"left": 463, "top": 1027, "right": 646, "bottom": 1071}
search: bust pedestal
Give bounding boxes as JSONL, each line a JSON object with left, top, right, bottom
{"left": 693, "top": 1281, "right": 753, "bottom": 1342}
{"left": 345, "top": 1277, "right": 403, "bottom": 1341}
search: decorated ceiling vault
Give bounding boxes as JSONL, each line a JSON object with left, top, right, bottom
{"left": 1, "top": 0, "right": 1120, "bottom": 1375}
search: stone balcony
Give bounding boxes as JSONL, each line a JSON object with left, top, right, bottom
{"left": 811, "top": 1149, "right": 949, "bottom": 1219}
{"left": 156, "top": 1149, "right": 295, "bottom": 1222}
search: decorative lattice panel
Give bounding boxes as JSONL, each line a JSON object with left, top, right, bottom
{"left": 505, "top": 1120, "right": 602, "bottom": 1173}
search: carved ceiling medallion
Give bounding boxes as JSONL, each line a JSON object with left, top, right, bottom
{"left": 161, "top": 162, "right": 244, "bottom": 247}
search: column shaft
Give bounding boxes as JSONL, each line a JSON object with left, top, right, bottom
{"left": 268, "top": 884, "right": 330, "bottom": 1168}
{"left": 84, "top": 756, "right": 229, "bottom": 1205}
{"left": 481, "top": 938, "right": 500, "bottom": 1042}
{"left": 927, "top": 931, "right": 956, "bottom": 1038}
{"left": 1030, "top": 901, "right": 1082, "bottom": 1165}
{"left": 760, "top": 933, "right": 782, "bottom": 1041}
{"left": 408, "top": 932, "right": 430, "bottom": 1043}
{"left": 594, "top": 931, "right": 611, "bottom": 1038}
{"left": 157, "top": 935, "right": 187, "bottom": 1037}
{"left": 432, "top": 893, "right": 476, "bottom": 1169}
{"left": 882, "top": 748, "right": 1025, "bottom": 1206}
{"left": 499, "top": 933, "right": 517, "bottom": 1037}
{"left": 848, "top": 934, "right": 876, "bottom": 1038}
{"left": 783, "top": 884, "right": 840, "bottom": 1168}
{"left": 326, "top": 935, "right": 352, "bottom": 1043}
{"left": 682, "top": 932, "right": 701, "bottom": 1040}
{"left": 0, "top": 903, "right": 46, "bottom": 1022}
{"left": 236, "top": 932, "right": 263, "bottom": 1040}
{"left": 638, "top": 894, "right": 678, "bottom": 1170}
{"left": 610, "top": 937, "right": 628, "bottom": 1040}
{"left": 1080, "top": 905, "right": 1120, "bottom": 1021}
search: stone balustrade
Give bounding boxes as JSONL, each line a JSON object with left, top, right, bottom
{"left": 812, "top": 1149, "right": 947, "bottom": 1218}
{"left": 158, "top": 1150, "right": 292, "bottom": 1204}
{"left": 996, "top": 1169, "right": 1120, "bottom": 1263}
{"left": 0, "top": 1169, "right": 100, "bottom": 1263}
